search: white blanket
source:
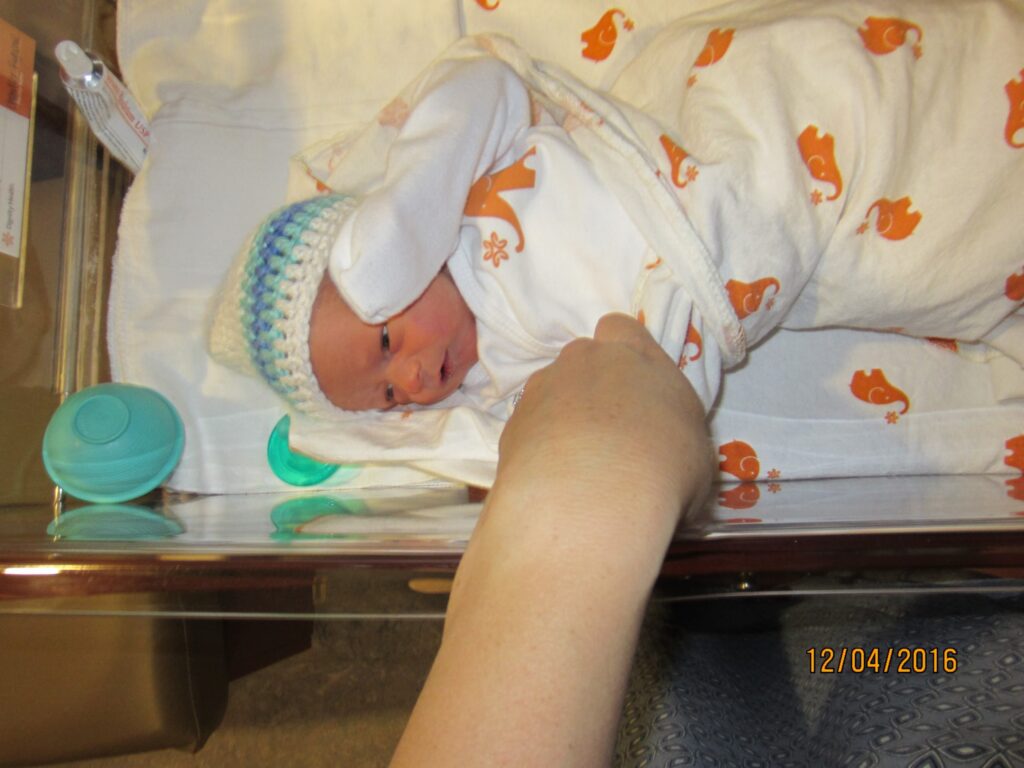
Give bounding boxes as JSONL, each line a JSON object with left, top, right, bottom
{"left": 110, "top": 0, "right": 1024, "bottom": 496}
{"left": 291, "top": 1, "right": 1024, "bottom": 487}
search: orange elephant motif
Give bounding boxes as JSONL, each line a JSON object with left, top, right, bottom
{"left": 858, "top": 17, "right": 923, "bottom": 58}
{"left": 849, "top": 369, "right": 910, "bottom": 415}
{"left": 797, "top": 125, "right": 843, "bottom": 204}
{"left": 1007, "top": 434, "right": 1024, "bottom": 502}
{"left": 718, "top": 482, "right": 760, "bottom": 510}
{"left": 694, "top": 27, "right": 734, "bottom": 67}
{"left": 794, "top": 123, "right": 843, "bottom": 202}
{"left": 860, "top": 197, "right": 922, "bottom": 240}
{"left": 688, "top": 28, "right": 734, "bottom": 86}
{"left": 659, "top": 134, "right": 697, "bottom": 188}
{"left": 581, "top": 9, "right": 635, "bottom": 62}
{"left": 475, "top": 0, "right": 499, "bottom": 8}
{"left": 1005, "top": 268, "right": 1024, "bottom": 302}
{"left": 726, "top": 277, "right": 780, "bottom": 320}
{"left": 1005, "top": 477, "right": 1024, "bottom": 501}
{"left": 1004, "top": 435, "right": 1024, "bottom": 472}
{"left": 719, "top": 440, "right": 760, "bottom": 481}
{"left": 1006, "top": 69, "right": 1024, "bottom": 149}
{"left": 678, "top": 323, "right": 703, "bottom": 367}
{"left": 464, "top": 147, "right": 537, "bottom": 253}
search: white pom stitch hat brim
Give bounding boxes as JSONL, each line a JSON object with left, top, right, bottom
{"left": 208, "top": 194, "right": 358, "bottom": 420}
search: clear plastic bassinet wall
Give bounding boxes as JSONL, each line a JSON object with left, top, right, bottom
{"left": 0, "top": 0, "right": 1021, "bottom": 622}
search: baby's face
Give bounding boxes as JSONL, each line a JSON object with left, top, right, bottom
{"left": 308, "top": 270, "right": 478, "bottom": 411}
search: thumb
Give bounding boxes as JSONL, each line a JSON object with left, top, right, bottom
{"left": 593, "top": 313, "right": 665, "bottom": 360}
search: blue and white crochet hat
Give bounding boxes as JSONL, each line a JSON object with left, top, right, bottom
{"left": 208, "top": 193, "right": 356, "bottom": 416}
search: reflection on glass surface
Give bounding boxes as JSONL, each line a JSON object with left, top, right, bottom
{"left": 1, "top": 474, "right": 1016, "bottom": 558}
{"left": 4, "top": 565, "right": 61, "bottom": 576}
{"left": 163, "top": 486, "right": 475, "bottom": 553}
{"left": 271, "top": 495, "right": 366, "bottom": 541}
{"left": 705, "top": 473, "right": 1024, "bottom": 536}
{"left": 47, "top": 505, "right": 184, "bottom": 541}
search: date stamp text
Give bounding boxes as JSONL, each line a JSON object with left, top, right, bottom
{"left": 806, "top": 647, "right": 958, "bottom": 674}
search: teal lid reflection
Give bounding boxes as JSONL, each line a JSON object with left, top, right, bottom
{"left": 47, "top": 505, "right": 184, "bottom": 541}
{"left": 42, "top": 384, "right": 184, "bottom": 503}
{"left": 267, "top": 415, "right": 345, "bottom": 486}
{"left": 271, "top": 494, "right": 368, "bottom": 540}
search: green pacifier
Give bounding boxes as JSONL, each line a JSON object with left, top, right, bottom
{"left": 266, "top": 415, "right": 342, "bottom": 486}
{"left": 42, "top": 384, "right": 185, "bottom": 503}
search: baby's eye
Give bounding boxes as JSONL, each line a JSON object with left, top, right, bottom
{"left": 381, "top": 325, "right": 394, "bottom": 407}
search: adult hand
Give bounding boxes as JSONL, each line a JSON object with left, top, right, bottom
{"left": 493, "top": 312, "right": 712, "bottom": 555}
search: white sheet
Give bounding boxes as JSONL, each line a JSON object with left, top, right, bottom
{"left": 110, "top": 0, "right": 464, "bottom": 493}
{"left": 110, "top": 0, "right": 1024, "bottom": 496}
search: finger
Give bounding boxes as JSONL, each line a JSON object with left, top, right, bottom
{"left": 593, "top": 312, "right": 669, "bottom": 363}
{"left": 592, "top": 312, "right": 645, "bottom": 343}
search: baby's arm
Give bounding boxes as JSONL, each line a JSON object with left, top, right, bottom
{"left": 329, "top": 51, "right": 532, "bottom": 324}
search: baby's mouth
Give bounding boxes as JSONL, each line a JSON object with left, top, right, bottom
{"left": 440, "top": 350, "right": 450, "bottom": 385}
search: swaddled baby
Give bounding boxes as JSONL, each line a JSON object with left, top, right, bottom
{"left": 209, "top": 53, "right": 680, "bottom": 424}
{"left": 210, "top": 1, "right": 1024, "bottom": 446}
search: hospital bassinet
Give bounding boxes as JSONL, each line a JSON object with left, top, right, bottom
{"left": 1, "top": 1, "right": 1022, "bottom": 765}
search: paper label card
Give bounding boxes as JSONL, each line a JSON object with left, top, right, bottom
{"left": 0, "top": 17, "right": 35, "bottom": 308}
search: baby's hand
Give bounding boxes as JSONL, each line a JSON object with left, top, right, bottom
{"left": 493, "top": 313, "right": 712, "bottom": 555}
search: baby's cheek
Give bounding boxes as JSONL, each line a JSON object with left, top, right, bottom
{"left": 417, "top": 303, "right": 461, "bottom": 342}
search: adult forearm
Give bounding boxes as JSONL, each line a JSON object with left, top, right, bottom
{"left": 390, "top": 492, "right": 665, "bottom": 768}
{"left": 390, "top": 315, "right": 713, "bottom": 767}
{"left": 392, "top": 449, "right": 709, "bottom": 766}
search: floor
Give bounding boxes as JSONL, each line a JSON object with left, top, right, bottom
{"left": 45, "top": 588, "right": 1024, "bottom": 767}
{"left": 58, "top": 617, "right": 443, "bottom": 768}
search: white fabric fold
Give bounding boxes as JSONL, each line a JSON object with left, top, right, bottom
{"left": 328, "top": 54, "right": 533, "bottom": 323}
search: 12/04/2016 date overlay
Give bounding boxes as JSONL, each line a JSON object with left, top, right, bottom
{"left": 807, "top": 647, "right": 959, "bottom": 674}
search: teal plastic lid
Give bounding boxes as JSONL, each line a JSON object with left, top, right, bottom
{"left": 267, "top": 415, "right": 341, "bottom": 486}
{"left": 42, "top": 384, "right": 184, "bottom": 503}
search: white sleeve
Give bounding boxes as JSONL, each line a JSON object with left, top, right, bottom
{"left": 328, "top": 54, "right": 532, "bottom": 324}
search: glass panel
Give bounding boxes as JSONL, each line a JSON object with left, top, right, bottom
{"left": 0, "top": 0, "right": 122, "bottom": 507}
{"left": 0, "top": 2, "right": 1019, "bottom": 621}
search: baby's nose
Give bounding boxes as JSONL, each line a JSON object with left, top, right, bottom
{"left": 397, "top": 358, "right": 424, "bottom": 396}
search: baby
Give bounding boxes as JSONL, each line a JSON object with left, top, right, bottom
{"left": 211, "top": 1, "right": 1024, "bottom": 442}
{"left": 210, "top": 53, "right": 664, "bottom": 422}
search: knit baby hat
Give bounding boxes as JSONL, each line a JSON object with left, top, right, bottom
{"left": 208, "top": 193, "right": 356, "bottom": 417}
